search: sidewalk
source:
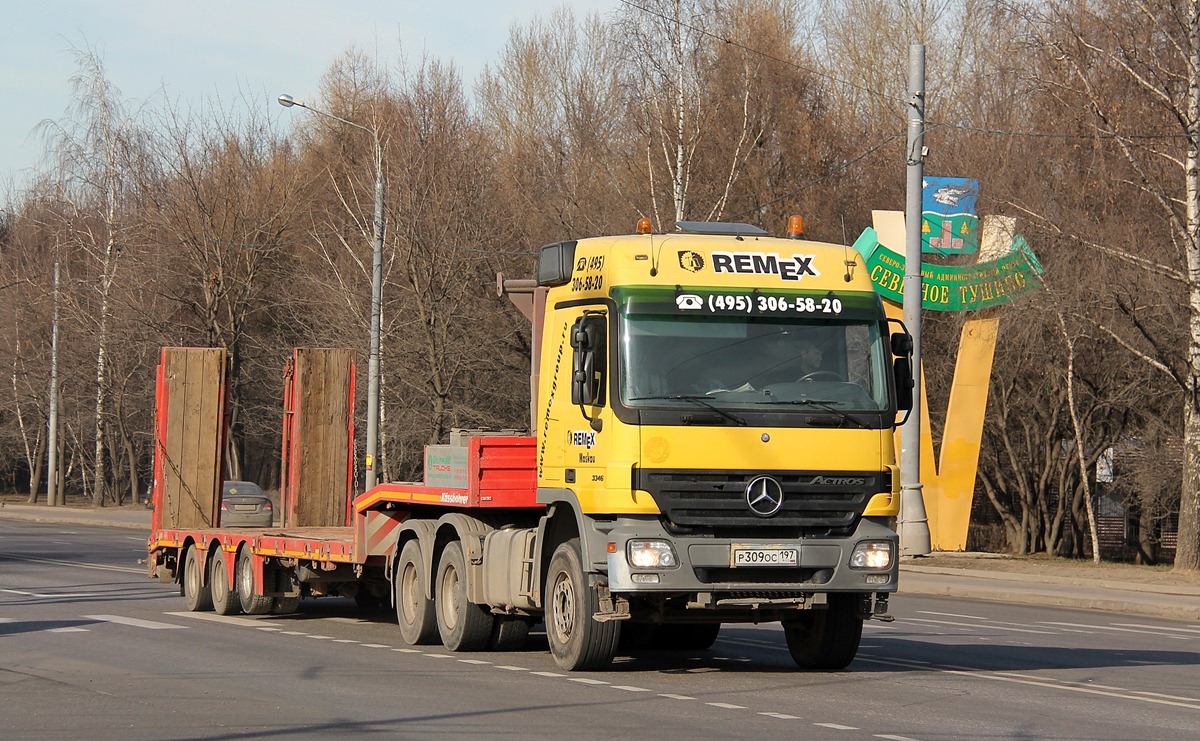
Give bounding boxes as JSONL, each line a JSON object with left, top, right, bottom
{"left": 3, "top": 501, "right": 1198, "bottom": 622}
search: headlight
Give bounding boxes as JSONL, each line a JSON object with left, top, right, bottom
{"left": 627, "top": 539, "right": 679, "bottom": 570}
{"left": 850, "top": 541, "right": 893, "bottom": 570}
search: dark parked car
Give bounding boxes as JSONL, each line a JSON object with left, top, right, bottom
{"left": 219, "top": 481, "right": 274, "bottom": 527}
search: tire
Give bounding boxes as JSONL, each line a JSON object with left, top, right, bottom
{"left": 657, "top": 623, "right": 721, "bottom": 651}
{"left": 395, "top": 539, "right": 438, "bottom": 645}
{"left": 210, "top": 549, "right": 241, "bottom": 615}
{"left": 545, "top": 539, "right": 619, "bottom": 671}
{"left": 236, "top": 549, "right": 274, "bottom": 615}
{"left": 272, "top": 595, "right": 301, "bottom": 614}
{"left": 489, "top": 617, "right": 530, "bottom": 651}
{"left": 784, "top": 593, "right": 863, "bottom": 670}
{"left": 435, "top": 541, "right": 494, "bottom": 651}
{"left": 182, "top": 544, "right": 213, "bottom": 612}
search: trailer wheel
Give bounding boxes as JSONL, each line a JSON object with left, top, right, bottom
{"left": 182, "top": 544, "right": 213, "bottom": 612}
{"left": 489, "top": 617, "right": 530, "bottom": 651}
{"left": 236, "top": 549, "right": 273, "bottom": 615}
{"left": 210, "top": 549, "right": 241, "bottom": 615}
{"left": 272, "top": 595, "right": 301, "bottom": 614}
{"left": 395, "top": 539, "right": 438, "bottom": 645}
{"left": 545, "top": 539, "right": 618, "bottom": 670}
{"left": 783, "top": 593, "right": 863, "bottom": 670}
{"left": 435, "top": 541, "right": 493, "bottom": 651}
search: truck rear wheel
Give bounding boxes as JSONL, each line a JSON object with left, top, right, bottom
{"left": 435, "top": 541, "right": 493, "bottom": 651}
{"left": 395, "top": 539, "right": 438, "bottom": 645}
{"left": 182, "top": 544, "right": 213, "bottom": 612}
{"left": 545, "top": 539, "right": 618, "bottom": 670}
{"left": 210, "top": 549, "right": 240, "bottom": 615}
{"left": 236, "top": 549, "right": 274, "bottom": 615}
{"left": 783, "top": 593, "right": 863, "bottom": 670}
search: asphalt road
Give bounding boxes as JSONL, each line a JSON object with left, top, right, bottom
{"left": 3, "top": 521, "right": 1199, "bottom": 740}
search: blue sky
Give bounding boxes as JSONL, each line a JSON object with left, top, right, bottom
{"left": 1, "top": 1, "right": 617, "bottom": 192}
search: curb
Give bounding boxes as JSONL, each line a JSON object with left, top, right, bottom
{"left": 0, "top": 509, "right": 150, "bottom": 532}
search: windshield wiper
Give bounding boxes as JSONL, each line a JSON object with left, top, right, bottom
{"left": 627, "top": 395, "right": 747, "bottom": 426}
{"left": 761, "top": 398, "right": 871, "bottom": 429}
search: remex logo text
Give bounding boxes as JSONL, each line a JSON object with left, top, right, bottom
{"left": 712, "top": 251, "right": 819, "bottom": 281}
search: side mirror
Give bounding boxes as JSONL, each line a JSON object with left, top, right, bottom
{"left": 570, "top": 314, "right": 606, "bottom": 407}
{"left": 893, "top": 357, "right": 914, "bottom": 412}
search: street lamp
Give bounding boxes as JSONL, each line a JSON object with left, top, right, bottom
{"left": 279, "top": 93, "right": 386, "bottom": 492}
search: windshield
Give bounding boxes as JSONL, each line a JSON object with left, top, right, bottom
{"left": 620, "top": 314, "right": 891, "bottom": 412}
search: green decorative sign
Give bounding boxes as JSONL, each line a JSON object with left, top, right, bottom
{"left": 853, "top": 228, "right": 1044, "bottom": 312}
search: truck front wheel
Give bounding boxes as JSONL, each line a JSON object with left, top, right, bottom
{"left": 545, "top": 539, "right": 618, "bottom": 670}
{"left": 435, "top": 541, "right": 493, "bottom": 651}
{"left": 395, "top": 539, "right": 438, "bottom": 645}
{"left": 182, "top": 544, "right": 213, "bottom": 612}
{"left": 783, "top": 593, "right": 863, "bottom": 670}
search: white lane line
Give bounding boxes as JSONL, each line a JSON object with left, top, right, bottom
{"left": 659, "top": 694, "right": 696, "bottom": 700}
{"left": 306, "top": 635, "right": 334, "bottom": 640}
{"left": 759, "top": 712, "right": 799, "bottom": 720}
{"left": 1040, "top": 622, "right": 1192, "bottom": 639}
{"left": 392, "top": 648, "right": 420, "bottom": 653}
{"left": 706, "top": 702, "right": 746, "bottom": 710}
{"left": 1112, "top": 622, "right": 1200, "bottom": 636}
{"left": 47, "top": 627, "right": 90, "bottom": 633}
{"left": 612, "top": 685, "right": 650, "bottom": 692}
{"left": 125, "top": 537, "right": 146, "bottom": 541}
{"left": 815, "top": 723, "right": 858, "bottom": 730}
{"left": 531, "top": 671, "right": 563, "bottom": 677}
{"left": 568, "top": 677, "right": 609, "bottom": 685}
{"left": 84, "top": 614, "right": 186, "bottom": 630}
{"left": 876, "top": 734, "right": 923, "bottom": 740}
{"left": 423, "top": 653, "right": 452, "bottom": 659}
{"left": 257, "top": 627, "right": 283, "bottom": 632}
{"left": 903, "top": 616, "right": 1056, "bottom": 635}
{"left": 0, "top": 552, "right": 143, "bottom": 574}
{"left": 0, "top": 617, "right": 12, "bottom": 623}
{"left": 361, "top": 643, "right": 390, "bottom": 648}
{"left": 918, "top": 610, "right": 1079, "bottom": 632}
{"left": 496, "top": 665, "right": 528, "bottom": 671}
{"left": 459, "top": 659, "right": 492, "bottom": 665}
{"left": 333, "top": 639, "right": 358, "bottom": 644}
{"left": 281, "top": 631, "right": 306, "bottom": 636}
{"left": 2, "top": 588, "right": 106, "bottom": 599}
{"left": 166, "top": 612, "right": 269, "bottom": 628}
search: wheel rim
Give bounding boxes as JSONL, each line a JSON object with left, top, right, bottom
{"left": 440, "top": 563, "right": 460, "bottom": 631}
{"left": 186, "top": 550, "right": 198, "bottom": 596}
{"left": 550, "top": 571, "right": 575, "bottom": 643}
{"left": 400, "top": 562, "right": 419, "bottom": 625}
{"left": 237, "top": 557, "right": 251, "bottom": 596}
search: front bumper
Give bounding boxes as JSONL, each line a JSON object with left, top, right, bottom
{"left": 605, "top": 516, "right": 898, "bottom": 596}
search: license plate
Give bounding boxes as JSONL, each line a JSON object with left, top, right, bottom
{"left": 234, "top": 504, "right": 256, "bottom": 512}
{"left": 731, "top": 545, "right": 798, "bottom": 567}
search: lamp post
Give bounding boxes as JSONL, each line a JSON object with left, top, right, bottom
{"left": 279, "top": 93, "right": 385, "bottom": 491}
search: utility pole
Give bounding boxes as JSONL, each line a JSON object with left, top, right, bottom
{"left": 898, "top": 44, "right": 932, "bottom": 556}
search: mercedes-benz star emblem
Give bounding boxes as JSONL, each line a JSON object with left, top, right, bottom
{"left": 745, "top": 476, "right": 785, "bottom": 517}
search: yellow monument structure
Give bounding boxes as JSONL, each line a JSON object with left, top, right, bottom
{"left": 857, "top": 211, "right": 1042, "bottom": 551}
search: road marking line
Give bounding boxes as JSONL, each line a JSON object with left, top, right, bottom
{"left": 392, "top": 648, "right": 421, "bottom": 653}
{"left": 281, "top": 631, "right": 306, "bottom": 635}
{"left": 0, "top": 552, "right": 143, "bottom": 574}
{"left": 612, "top": 685, "right": 650, "bottom": 692}
{"left": 84, "top": 614, "right": 186, "bottom": 630}
{"left": 306, "top": 635, "right": 333, "bottom": 640}
{"left": 496, "top": 665, "right": 528, "bottom": 671}
{"left": 659, "top": 694, "right": 696, "bottom": 700}
{"left": 531, "top": 671, "right": 563, "bottom": 677}
{"left": 568, "top": 677, "right": 609, "bottom": 685}
{"left": 903, "top": 616, "right": 1056, "bottom": 634}
{"left": 362, "top": 643, "right": 390, "bottom": 648}
{"left": 1040, "top": 621, "right": 1190, "bottom": 638}
{"left": 125, "top": 537, "right": 146, "bottom": 541}
{"left": 423, "top": 653, "right": 452, "bottom": 659}
{"left": 706, "top": 702, "right": 745, "bottom": 710}
{"left": 333, "top": 639, "right": 358, "bottom": 643}
{"left": 875, "top": 734, "right": 922, "bottom": 740}
{"left": 257, "top": 627, "right": 282, "bottom": 631}
{"left": 47, "top": 627, "right": 90, "bottom": 633}
{"left": 3, "top": 588, "right": 106, "bottom": 599}
{"left": 459, "top": 659, "right": 492, "bottom": 665}
{"left": 759, "top": 712, "right": 799, "bottom": 719}
{"left": 1112, "top": 622, "right": 1200, "bottom": 635}
{"left": 0, "top": 617, "right": 12, "bottom": 623}
{"left": 166, "top": 612, "right": 268, "bottom": 628}
{"left": 814, "top": 723, "right": 857, "bottom": 730}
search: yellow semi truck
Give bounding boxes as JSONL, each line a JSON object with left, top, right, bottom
{"left": 150, "top": 218, "right": 913, "bottom": 673}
